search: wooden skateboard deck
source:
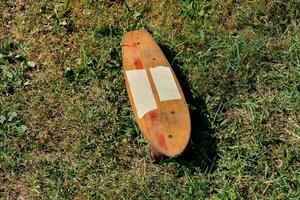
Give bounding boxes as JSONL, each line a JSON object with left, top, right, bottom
{"left": 121, "top": 30, "right": 191, "bottom": 157}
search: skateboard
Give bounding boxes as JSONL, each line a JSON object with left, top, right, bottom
{"left": 121, "top": 30, "right": 191, "bottom": 160}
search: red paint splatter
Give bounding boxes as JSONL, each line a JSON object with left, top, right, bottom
{"left": 157, "top": 135, "right": 168, "bottom": 150}
{"left": 132, "top": 42, "right": 137, "bottom": 49}
{"left": 149, "top": 111, "right": 159, "bottom": 121}
{"left": 134, "top": 57, "right": 143, "bottom": 69}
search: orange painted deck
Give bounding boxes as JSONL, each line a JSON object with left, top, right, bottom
{"left": 121, "top": 30, "right": 191, "bottom": 157}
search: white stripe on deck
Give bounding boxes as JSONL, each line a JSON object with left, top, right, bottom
{"left": 150, "top": 66, "right": 181, "bottom": 101}
{"left": 126, "top": 69, "right": 157, "bottom": 118}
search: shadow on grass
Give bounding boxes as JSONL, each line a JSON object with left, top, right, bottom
{"left": 159, "top": 43, "right": 219, "bottom": 174}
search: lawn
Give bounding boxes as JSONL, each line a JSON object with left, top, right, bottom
{"left": 0, "top": 0, "right": 299, "bottom": 199}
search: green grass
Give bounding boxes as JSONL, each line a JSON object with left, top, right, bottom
{"left": 0, "top": 0, "right": 299, "bottom": 199}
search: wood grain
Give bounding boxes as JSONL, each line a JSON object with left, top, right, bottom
{"left": 121, "top": 30, "right": 191, "bottom": 157}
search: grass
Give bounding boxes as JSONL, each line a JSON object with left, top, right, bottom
{"left": 0, "top": 0, "right": 299, "bottom": 199}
